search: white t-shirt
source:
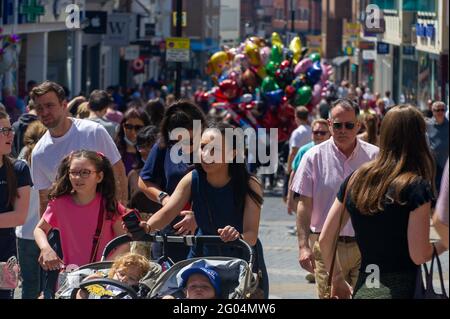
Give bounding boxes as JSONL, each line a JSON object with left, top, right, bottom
{"left": 289, "top": 124, "right": 312, "bottom": 151}
{"left": 15, "top": 154, "right": 40, "bottom": 240}
{"left": 31, "top": 118, "right": 122, "bottom": 191}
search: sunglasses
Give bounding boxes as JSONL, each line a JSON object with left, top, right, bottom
{"left": 313, "top": 131, "right": 329, "bottom": 136}
{"left": 433, "top": 109, "right": 446, "bottom": 113}
{"left": 123, "top": 124, "right": 144, "bottom": 131}
{"left": 69, "top": 169, "right": 98, "bottom": 178}
{"left": 332, "top": 122, "right": 356, "bottom": 130}
{"left": 0, "top": 127, "right": 14, "bottom": 136}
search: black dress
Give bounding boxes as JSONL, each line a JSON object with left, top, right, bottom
{"left": 337, "top": 176, "right": 435, "bottom": 299}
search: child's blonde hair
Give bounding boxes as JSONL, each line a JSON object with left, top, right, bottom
{"left": 108, "top": 253, "right": 151, "bottom": 280}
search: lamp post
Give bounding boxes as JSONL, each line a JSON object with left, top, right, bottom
{"left": 175, "top": 0, "right": 183, "bottom": 99}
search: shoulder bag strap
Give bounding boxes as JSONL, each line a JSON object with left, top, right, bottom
{"left": 89, "top": 198, "right": 105, "bottom": 263}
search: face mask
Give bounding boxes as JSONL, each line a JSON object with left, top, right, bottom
{"left": 124, "top": 135, "right": 136, "bottom": 147}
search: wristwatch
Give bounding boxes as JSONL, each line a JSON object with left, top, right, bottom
{"left": 158, "top": 191, "right": 169, "bottom": 205}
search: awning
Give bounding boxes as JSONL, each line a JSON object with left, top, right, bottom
{"left": 332, "top": 56, "right": 350, "bottom": 67}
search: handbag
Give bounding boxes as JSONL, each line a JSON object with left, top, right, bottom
{"left": 414, "top": 244, "right": 448, "bottom": 299}
{"left": 0, "top": 256, "right": 20, "bottom": 290}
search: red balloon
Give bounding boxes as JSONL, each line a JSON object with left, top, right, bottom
{"left": 219, "top": 79, "right": 240, "bottom": 100}
{"left": 285, "top": 85, "right": 296, "bottom": 98}
{"left": 280, "top": 60, "right": 290, "bottom": 70}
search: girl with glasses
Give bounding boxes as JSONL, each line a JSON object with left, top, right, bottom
{"left": 34, "top": 150, "right": 129, "bottom": 271}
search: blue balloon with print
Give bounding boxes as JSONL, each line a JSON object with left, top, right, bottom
{"left": 306, "top": 61, "right": 323, "bottom": 86}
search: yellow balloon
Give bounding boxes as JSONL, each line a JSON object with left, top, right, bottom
{"left": 244, "top": 42, "right": 261, "bottom": 67}
{"left": 271, "top": 32, "right": 284, "bottom": 50}
{"left": 255, "top": 66, "right": 267, "bottom": 80}
{"left": 289, "top": 37, "right": 302, "bottom": 64}
{"left": 206, "top": 51, "right": 230, "bottom": 76}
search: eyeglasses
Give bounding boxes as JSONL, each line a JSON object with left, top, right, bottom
{"left": 123, "top": 124, "right": 144, "bottom": 132}
{"left": 433, "top": 109, "right": 446, "bottom": 113}
{"left": 332, "top": 122, "right": 356, "bottom": 130}
{"left": 0, "top": 127, "right": 14, "bottom": 136}
{"left": 313, "top": 131, "right": 329, "bottom": 136}
{"left": 69, "top": 169, "right": 98, "bottom": 178}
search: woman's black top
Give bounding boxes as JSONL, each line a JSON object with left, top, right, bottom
{"left": 338, "top": 175, "right": 435, "bottom": 274}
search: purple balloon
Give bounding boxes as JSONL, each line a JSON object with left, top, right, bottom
{"left": 294, "top": 58, "right": 313, "bottom": 75}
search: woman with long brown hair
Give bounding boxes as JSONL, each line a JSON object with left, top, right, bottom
{"left": 0, "top": 110, "right": 32, "bottom": 299}
{"left": 358, "top": 113, "right": 379, "bottom": 146}
{"left": 319, "top": 105, "right": 447, "bottom": 299}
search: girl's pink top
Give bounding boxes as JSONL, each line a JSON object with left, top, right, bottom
{"left": 43, "top": 193, "right": 125, "bottom": 267}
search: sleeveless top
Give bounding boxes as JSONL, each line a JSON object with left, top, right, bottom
{"left": 189, "top": 169, "right": 245, "bottom": 259}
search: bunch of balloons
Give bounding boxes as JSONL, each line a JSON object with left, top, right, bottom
{"left": 205, "top": 32, "right": 333, "bottom": 138}
{"left": 0, "top": 28, "right": 21, "bottom": 75}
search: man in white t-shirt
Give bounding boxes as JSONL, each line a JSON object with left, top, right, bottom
{"left": 30, "top": 81, "right": 128, "bottom": 216}
{"left": 285, "top": 106, "right": 312, "bottom": 202}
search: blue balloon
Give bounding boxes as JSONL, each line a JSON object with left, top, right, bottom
{"left": 306, "top": 61, "right": 323, "bottom": 86}
{"left": 264, "top": 89, "right": 284, "bottom": 106}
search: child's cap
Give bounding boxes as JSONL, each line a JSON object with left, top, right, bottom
{"left": 180, "top": 265, "right": 221, "bottom": 296}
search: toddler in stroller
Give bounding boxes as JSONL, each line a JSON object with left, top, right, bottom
{"left": 54, "top": 234, "right": 163, "bottom": 299}
{"left": 148, "top": 235, "right": 262, "bottom": 299}
{"left": 163, "top": 262, "right": 221, "bottom": 299}
{"left": 76, "top": 253, "right": 152, "bottom": 299}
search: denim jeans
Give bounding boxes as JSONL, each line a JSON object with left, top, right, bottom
{"left": 17, "top": 238, "right": 41, "bottom": 299}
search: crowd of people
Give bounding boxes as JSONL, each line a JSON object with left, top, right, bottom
{"left": 0, "top": 76, "right": 448, "bottom": 300}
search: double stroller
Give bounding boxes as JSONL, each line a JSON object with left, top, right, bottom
{"left": 54, "top": 234, "right": 261, "bottom": 299}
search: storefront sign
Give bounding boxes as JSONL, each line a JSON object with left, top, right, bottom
{"left": 363, "top": 50, "right": 377, "bottom": 61}
{"left": 166, "top": 37, "right": 190, "bottom": 62}
{"left": 19, "top": 0, "right": 45, "bottom": 23}
{"left": 84, "top": 11, "right": 107, "bottom": 34}
{"left": 359, "top": 41, "right": 376, "bottom": 50}
{"left": 105, "top": 13, "right": 133, "bottom": 46}
{"left": 416, "top": 23, "right": 436, "bottom": 39}
{"left": 403, "top": 46, "right": 416, "bottom": 55}
{"left": 344, "top": 23, "right": 361, "bottom": 41}
{"left": 307, "top": 35, "right": 322, "bottom": 54}
{"left": 377, "top": 42, "right": 390, "bottom": 55}
{"left": 124, "top": 46, "right": 140, "bottom": 61}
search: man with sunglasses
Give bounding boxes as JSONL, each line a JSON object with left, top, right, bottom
{"left": 427, "top": 101, "right": 449, "bottom": 192}
{"left": 291, "top": 98, "right": 379, "bottom": 298}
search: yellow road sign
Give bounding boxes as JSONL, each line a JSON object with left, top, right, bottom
{"left": 166, "top": 38, "right": 190, "bottom": 62}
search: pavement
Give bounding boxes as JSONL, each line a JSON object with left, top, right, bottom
{"left": 259, "top": 185, "right": 450, "bottom": 299}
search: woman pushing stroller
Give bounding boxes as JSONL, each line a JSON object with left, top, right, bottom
{"left": 129, "top": 122, "right": 269, "bottom": 298}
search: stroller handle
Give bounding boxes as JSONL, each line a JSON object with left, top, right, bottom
{"left": 101, "top": 234, "right": 155, "bottom": 261}
{"left": 102, "top": 234, "right": 254, "bottom": 264}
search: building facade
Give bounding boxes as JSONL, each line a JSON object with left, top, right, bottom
{"left": 370, "top": 0, "right": 448, "bottom": 108}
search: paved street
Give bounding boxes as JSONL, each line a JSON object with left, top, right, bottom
{"left": 259, "top": 186, "right": 450, "bottom": 299}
